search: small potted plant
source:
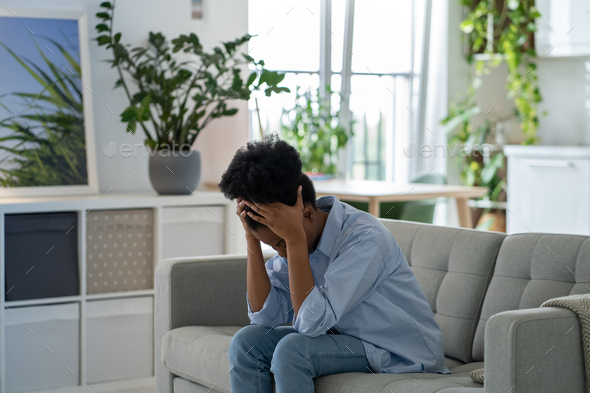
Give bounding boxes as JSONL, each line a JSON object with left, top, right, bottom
{"left": 95, "top": 1, "right": 289, "bottom": 194}
{"left": 279, "top": 86, "right": 353, "bottom": 179}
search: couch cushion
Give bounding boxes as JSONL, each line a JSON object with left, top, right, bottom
{"left": 162, "top": 326, "right": 241, "bottom": 393}
{"left": 164, "top": 325, "right": 483, "bottom": 393}
{"left": 379, "top": 219, "right": 506, "bottom": 363}
{"left": 472, "top": 233, "right": 590, "bottom": 361}
{"left": 314, "top": 361, "right": 484, "bottom": 393}
{"left": 173, "top": 365, "right": 484, "bottom": 393}
{"left": 444, "top": 356, "right": 465, "bottom": 370}
{"left": 173, "top": 376, "right": 220, "bottom": 393}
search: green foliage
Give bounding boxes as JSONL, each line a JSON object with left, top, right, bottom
{"left": 442, "top": 0, "right": 544, "bottom": 204}
{"left": 459, "top": 0, "right": 543, "bottom": 145}
{"left": 0, "top": 37, "right": 87, "bottom": 187}
{"left": 95, "top": 1, "right": 289, "bottom": 150}
{"left": 280, "top": 87, "right": 353, "bottom": 175}
{"left": 441, "top": 80, "right": 508, "bottom": 203}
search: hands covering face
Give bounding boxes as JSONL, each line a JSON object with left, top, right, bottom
{"left": 244, "top": 185, "right": 306, "bottom": 242}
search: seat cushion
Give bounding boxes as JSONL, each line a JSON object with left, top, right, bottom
{"left": 162, "top": 326, "right": 241, "bottom": 393}
{"left": 379, "top": 219, "right": 506, "bottom": 363}
{"left": 444, "top": 356, "right": 465, "bottom": 370}
{"left": 163, "top": 326, "right": 482, "bottom": 393}
{"left": 472, "top": 233, "right": 590, "bottom": 361}
{"left": 313, "top": 362, "right": 484, "bottom": 393}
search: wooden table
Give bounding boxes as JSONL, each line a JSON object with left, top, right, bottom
{"left": 313, "top": 179, "right": 488, "bottom": 228}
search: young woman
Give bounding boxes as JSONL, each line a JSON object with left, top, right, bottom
{"left": 218, "top": 134, "right": 450, "bottom": 393}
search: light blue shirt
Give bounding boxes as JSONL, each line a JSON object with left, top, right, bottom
{"left": 246, "top": 195, "right": 451, "bottom": 375}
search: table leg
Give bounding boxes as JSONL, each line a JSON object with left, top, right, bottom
{"left": 456, "top": 197, "right": 473, "bottom": 228}
{"left": 368, "top": 197, "right": 380, "bottom": 217}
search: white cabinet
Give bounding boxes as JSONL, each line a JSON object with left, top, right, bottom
{"left": 505, "top": 146, "right": 590, "bottom": 235}
{"left": 536, "top": 0, "right": 590, "bottom": 57}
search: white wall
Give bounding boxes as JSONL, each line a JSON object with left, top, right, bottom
{"left": 536, "top": 57, "right": 590, "bottom": 145}
{"left": 4, "top": 0, "right": 249, "bottom": 193}
{"left": 191, "top": 0, "right": 249, "bottom": 188}
{"left": 452, "top": 56, "right": 590, "bottom": 146}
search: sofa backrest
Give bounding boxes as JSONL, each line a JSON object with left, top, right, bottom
{"left": 472, "top": 233, "right": 590, "bottom": 361}
{"left": 379, "top": 219, "right": 506, "bottom": 364}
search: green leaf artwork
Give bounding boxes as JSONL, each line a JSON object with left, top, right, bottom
{"left": 0, "top": 17, "right": 88, "bottom": 187}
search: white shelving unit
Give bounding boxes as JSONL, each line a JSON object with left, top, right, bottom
{"left": 0, "top": 191, "right": 238, "bottom": 393}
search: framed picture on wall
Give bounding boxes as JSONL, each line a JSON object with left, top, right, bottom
{"left": 192, "top": 0, "right": 204, "bottom": 20}
{"left": 0, "top": 8, "right": 97, "bottom": 197}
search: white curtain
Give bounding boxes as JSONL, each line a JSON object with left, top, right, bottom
{"left": 415, "top": 0, "right": 449, "bottom": 178}
{"left": 415, "top": 0, "right": 451, "bottom": 225}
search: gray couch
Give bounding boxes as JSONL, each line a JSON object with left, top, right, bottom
{"left": 155, "top": 219, "right": 589, "bottom": 393}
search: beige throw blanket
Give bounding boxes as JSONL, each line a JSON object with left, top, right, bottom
{"left": 469, "top": 293, "right": 590, "bottom": 390}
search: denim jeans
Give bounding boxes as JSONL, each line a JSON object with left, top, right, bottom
{"left": 228, "top": 325, "right": 374, "bottom": 393}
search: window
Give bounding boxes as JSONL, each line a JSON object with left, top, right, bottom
{"left": 248, "top": 0, "right": 428, "bottom": 182}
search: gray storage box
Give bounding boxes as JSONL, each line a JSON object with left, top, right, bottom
{"left": 85, "top": 296, "right": 154, "bottom": 383}
{"left": 5, "top": 212, "right": 79, "bottom": 301}
{"left": 5, "top": 302, "right": 79, "bottom": 392}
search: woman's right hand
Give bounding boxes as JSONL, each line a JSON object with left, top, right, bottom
{"left": 236, "top": 197, "right": 254, "bottom": 237}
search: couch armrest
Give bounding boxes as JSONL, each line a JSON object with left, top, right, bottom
{"left": 155, "top": 252, "right": 273, "bottom": 393}
{"left": 484, "top": 307, "right": 586, "bottom": 393}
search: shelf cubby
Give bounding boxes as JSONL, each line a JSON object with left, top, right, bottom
{"left": 5, "top": 302, "right": 80, "bottom": 393}
{"left": 86, "top": 209, "right": 154, "bottom": 294}
{"left": 5, "top": 212, "right": 79, "bottom": 302}
{"left": 85, "top": 296, "right": 153, "bottom": 383}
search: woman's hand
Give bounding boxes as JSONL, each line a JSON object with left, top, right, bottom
{"left": 236, "top": 197, "right": 254, "bottom": 238}
{"left": 244, "top": 185, "right": 306, "bottom": 242}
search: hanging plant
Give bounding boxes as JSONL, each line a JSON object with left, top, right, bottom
{"left": 459, "top": 0, "right": 544, "bottom": 145}
{"left": 442, "top": 0, "right": 545, "bottom": 231}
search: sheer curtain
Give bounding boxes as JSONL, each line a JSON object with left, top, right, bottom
{"left": 414, "top": 0, "right": 449, "bottom": 178}
{"left": 414, "top": 0, "right": 451, "bottom": 225}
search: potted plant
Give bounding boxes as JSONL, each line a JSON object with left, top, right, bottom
{"left": 95, "top": 1, "right": 289, "bottom": 194}
{"left": 279, "top": 86, "right": 353, "bottom": 178}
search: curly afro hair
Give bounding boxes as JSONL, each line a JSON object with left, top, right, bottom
{"left": 218, "top": 133, "right": 317, "bottom": 230}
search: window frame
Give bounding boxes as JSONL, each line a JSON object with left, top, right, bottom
{"left": 249, "top": 0, "right": 431, "bottom": 182}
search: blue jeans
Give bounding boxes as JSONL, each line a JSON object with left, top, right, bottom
{"left": 228, "top": 325, "right": 374, "bottom": 393}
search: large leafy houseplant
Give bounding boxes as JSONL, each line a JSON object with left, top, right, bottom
{"left": 280, "top": 87, "right": 353, "bottom": 176}
{"left": 94, "top": 1, "right": 289, "bottom": 151}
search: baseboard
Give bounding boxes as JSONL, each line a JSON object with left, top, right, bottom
{"left": 22, "top": 376, "right": 155, "bottom": 393}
